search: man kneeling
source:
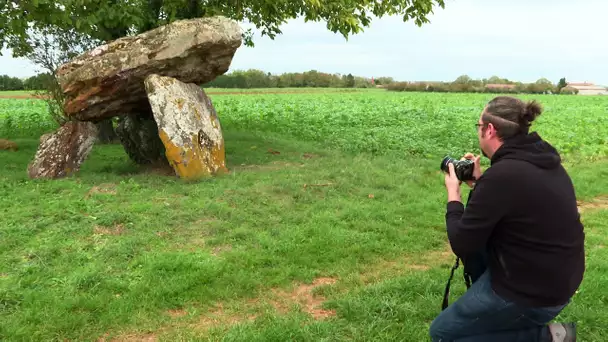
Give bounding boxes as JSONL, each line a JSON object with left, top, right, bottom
{"left": 431, "top": 96, "right": 584, "bottom": 342}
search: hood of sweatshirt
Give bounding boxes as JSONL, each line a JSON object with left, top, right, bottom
{"left": 491, "top": 132, "right": 562, "bottom": 169}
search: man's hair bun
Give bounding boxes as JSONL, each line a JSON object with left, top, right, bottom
{"left": 522, "top": 100, "right": 542, "bottom": 123}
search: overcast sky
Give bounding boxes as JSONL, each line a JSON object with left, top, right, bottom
{"left": 1, "top": 0, "right": 606, "bottom": 85}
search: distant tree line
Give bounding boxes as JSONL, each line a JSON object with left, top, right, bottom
{"left": 0, "top": 73, "right": 52, "bottom": 91}
{"left": 2, "top": 71, "right": 581, "bottom": 96}
{"left": 203, "top": 69, "right": 395, "bottom": 88}
{"left": 1, "top": 70, "right": 395, "bottom": 91}
{"left": 387, "top": 75, "right": 579, "bottom": 95}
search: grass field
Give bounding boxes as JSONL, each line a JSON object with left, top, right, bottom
{"left": 1, "top": 90, "right": 608, "bottom": 341}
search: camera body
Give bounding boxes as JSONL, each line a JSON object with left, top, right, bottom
{"left": 441, "top": 156, "right": 476, "bottom": 181}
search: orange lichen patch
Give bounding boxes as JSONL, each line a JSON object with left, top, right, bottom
{"left": 269, "top": 277, "right": 338, "bottom": 320}
{"left": 62, "top": 77, "right": 106, "bottom": 115}
{"left": 94, "top": 224, "right": 125, "bottom": 236}
{"left": 158, "top": 130, "right": 228, "bottom": 181}
{"left": 578, "top": 196, "right": 608, "bottom": 212}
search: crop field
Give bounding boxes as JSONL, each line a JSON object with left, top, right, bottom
{"left": 1, "top": 90, "right": 608, "bottom": 341}
{"left": 3, "top": 91, "right": 608, "bottom": 158}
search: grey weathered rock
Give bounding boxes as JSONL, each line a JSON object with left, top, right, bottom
{"left": 144, "top": 74, "right": 228, "bottom": 179}
{"left": 56, "top": 16, "right": 242, "bottom": 122}
{"left": 27, "top": 121, "right": 98, "bottom": 179}
{"left": 115, "top": 112, "right": 168, "bottom": 165}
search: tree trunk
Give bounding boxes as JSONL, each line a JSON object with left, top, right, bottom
{"left": 96, "top": 118, "right": 117, "bottom": 144}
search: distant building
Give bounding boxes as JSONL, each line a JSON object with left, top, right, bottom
{"left": 567, "top": 82, "right": 608, "bottom": 95}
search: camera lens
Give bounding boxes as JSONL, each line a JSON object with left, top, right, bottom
{"left": 440, "top": 156, "right": 455, "bottom": 173}
{"left": 440, "top": 156, "right": 475, "bottom": 181}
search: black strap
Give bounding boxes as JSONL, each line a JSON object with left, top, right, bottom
{"left": 441, "top": 257, "right": 473, "bottom": 311}
{"left": 464, "top": 270, "right": 472, "bottom": 289}
{"left": 441, "top": 257, "right": 461, "bottom": 310}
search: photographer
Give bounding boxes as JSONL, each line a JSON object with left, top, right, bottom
{"left": 429, "top": 96, "right": 584, "bottom": 342}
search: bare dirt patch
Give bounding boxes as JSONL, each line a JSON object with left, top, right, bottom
{"left": 211, "top": 245, "right": 233, "bottom": 256}
{"left": 190, "top": 302, "right": 258, "bottom": 332}
{"left": 578, "top": 196, "right": 608, "bottom": 213}
{"left": 233, "top": 161, "right": 305, "bottom": 172}
{"left": 0, "top": 94, "right": 48, "bottom": 100}
{"left": 270, "top": 277, "right": 338, "bottom": 320}
{"left": 86, "top": 183, "right": 118, "bottom": 197}
{"left": 137, "top": 163, "right": 177, "bottom": 177}
{"left": 194, "top": 217, "right": 220, "bottom": 225}
{"left": 166, "top": 309, "right": 188, "bottom": 318}
{"left": 360, "top": 243, "right": 455, "bottom": 284}
{"left": 94, "top": 224, "right": 125, "bottom": 236}
{"left": 97, "top": 246, "right": 456, "bottom": 338}
{"left": 98, "top": 332, "right": 158, "bottom": 342}
{"left": 302, "top": 153, "right": 319, "bottom": 159}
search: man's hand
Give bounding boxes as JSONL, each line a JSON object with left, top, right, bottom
{"left": 444, "top": 162, "right": 462, "bottom": 202}
{"left": 461, "top": 153, "right": 482, "bottom": 188}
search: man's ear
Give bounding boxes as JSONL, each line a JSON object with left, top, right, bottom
{"left": 487, "top": 123, "right": 497, "bottom": 137}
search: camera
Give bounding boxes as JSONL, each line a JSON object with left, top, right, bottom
{"left": 440, "top": 156, "right": 476, "bottom": 181}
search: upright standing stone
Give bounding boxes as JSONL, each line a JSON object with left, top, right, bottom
{"left": 115, "top": 112, "right": 168, "bottom": 166}
{"left": 27, "top": 121, "right": 98, "bottom": 179}
{"left": 144, "top": 74, "right": 228, "bottom": 179}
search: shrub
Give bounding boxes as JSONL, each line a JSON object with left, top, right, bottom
{"left": 560, "top": 86, "right": 579, "bottom": 95}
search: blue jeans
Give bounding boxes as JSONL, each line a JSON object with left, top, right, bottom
{"left": 429, "top": 270, "right": 568, "bottom": 342}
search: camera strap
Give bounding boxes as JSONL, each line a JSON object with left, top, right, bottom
{"left": 441, "top": 256, "right": 472, "bottom": 311}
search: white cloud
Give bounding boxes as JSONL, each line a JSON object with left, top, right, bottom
{"left": 0, "top": 49, "right": 41, "bottom": 78}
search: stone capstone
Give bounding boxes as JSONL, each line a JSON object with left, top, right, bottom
{"left": 56, "top": 16, "right": 242, "bottom": 122}
{"left": 144, "top": 74, "right": 228, "bottom": 179}
{"left": 27, "top": 121, "right": 98, "bottom": 179}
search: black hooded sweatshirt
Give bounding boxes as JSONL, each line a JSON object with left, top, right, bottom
{"left": 446, "top": 132, "right": 585, "bottom": 307}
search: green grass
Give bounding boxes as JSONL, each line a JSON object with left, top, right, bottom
{"left": 1, "top": 91, "right": 608, "bottom": 341}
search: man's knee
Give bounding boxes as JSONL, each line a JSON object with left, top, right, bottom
{"left": 429, "top": 312, "right": 453, "bottom": 341}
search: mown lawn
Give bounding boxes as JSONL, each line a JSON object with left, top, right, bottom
{"left": 2, "top": 129, "right": 608, "bottom": 341}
